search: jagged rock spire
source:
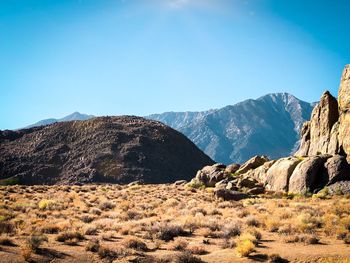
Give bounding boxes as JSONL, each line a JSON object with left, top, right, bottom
{"left": 338, "top": 64, "right": 350, "bottom": 161}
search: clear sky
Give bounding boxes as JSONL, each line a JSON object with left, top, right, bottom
{"left": 1, "top": 0, "right": 349, "bottom": 130}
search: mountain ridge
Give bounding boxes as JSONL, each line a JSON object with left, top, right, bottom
{"left": 22, "top": 93, "right": 314, "bottom": 164}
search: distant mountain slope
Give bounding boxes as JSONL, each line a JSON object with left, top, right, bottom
{"left": 147, "top": 93, "right": 314, "bottom": 164}
{"left": 26, "top": 112, "right": 94, "bottom": 128}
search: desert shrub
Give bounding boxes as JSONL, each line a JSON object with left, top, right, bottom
{"left": 85, "top": 238, "right": 100, "bottom": 252}
{"left": 26, "top": 235, "right": 48, "bottom": 252}
{"left": 220, "top": 238, "right": 236, "bottom": 249}
{"left": 170, "top": 238, "right": 188, "bottom": 251}
{"left": 268, "top": 254, "right": 289, "bottom": 263}
{"left": 122, "top": 237, "right": 148, "bottom": 251}
{"left": 239, "top": 232, "right": 258, "bottom": 245}
{"left": 265, "top": 219, "right": 281, "bottom": 232}
{"left": 40, "top": 224, "right": 60, "bottom": 234}
{"left": 284, "top": 234, "right": 319, "bottom": 244}
{"left": 56, "top": 231, "right": 84, "bottom": 244}
{"left": 90, "top": 208, "right": 102, "bottom": 216}
{"left": 174, "top": 252, "right": 204, "bottom": 263}
{"left": 188, "top": 246, "right": 208, "bottom": 255}
{"left": 80, "top": 215, "right": 95, "bottom": 223}
{"left": 99, "top": 201, "right": 116, "bottom": 211}
{"left": 235, "top": 239, "right": 255, "bottom": 257}
{"left": 343, "top": 233, "right": 350, "bottom": 244}
{"left": 246, "top": 216, "right": 261, "bottom": 227}
{"left": 0, "top": 221, "right": 15, "bottom": 235}
{"left": 297, "top": 213, "right": 323, "bottom": 233}
{"left": 340, "top": 216, "right": 350, "bottom": 231}
{"left": 98, "top": 246, "right": 118, "bottom": 260}
{"left": 84, "top": 226, "right": 98, "bottom": 235}
{"left": 152, "top": 222, "right": 188, "bottom": 241}
{"left": 248, "top": 228, "right": 262, "bottom": 241}
{"left": 38, "top": 199, "right": 61, "bottom": 210}
{"left": 220, "top": 222, "right": 242, "bottom": 239}
{"left": 0, "top": 237, "right": 16, "bottom": 246}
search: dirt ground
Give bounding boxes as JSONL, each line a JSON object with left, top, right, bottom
{"left": 0, "top": 184, "right": 349, "bottom": 263}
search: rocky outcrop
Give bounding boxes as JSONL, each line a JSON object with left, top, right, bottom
{"left": 244, "top": 160, "right": 276, "bottom": 185}
{"left": 0, "top": 116, "right": 214, "bottom": 185}
{"left": 214, "top": 188, "right": 249, "bottom": 201}
{"left": 195, "top": 163, "right": 227, "bottom": 187}
{"left": 289, "top": 156, "right": 330, "bottom": 193}
{"left": 327, "top": 181, "right": 350, "bottom": 195}
{"left": 225, "top": 164, "right": 241, "bottom": 174}
{"left": 265, "top": 157, "right": 301, "bottom": 192}
{"left": 324, "top": 155, "right": 350, "bottom": 186}
{"left": 236, "top": 155, "right": 269, "bottom": 174}
{"left": 296, "top": 92, "right": 339, "bottom": 156}
{"left": 338, "top": 65, "right": 350, "bottom": 162}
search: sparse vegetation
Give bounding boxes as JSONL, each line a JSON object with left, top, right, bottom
{"left": 0, "top": 184, "right": 349, "bottom": 262}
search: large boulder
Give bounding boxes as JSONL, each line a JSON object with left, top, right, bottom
{"left": 245, "top": 160, "right": 276, "bottom": 185}
{"left": 214, "top": 188, "right": 249, "bottom": 201}
{"left": 195, "top": 163, "right": 227, "bottom": 187}
{"left": 225, "top": 164, "right": 241, "bottom": 174}
{"left": 308, "top": 91, "right": 339, "bottom": 156}
{"left": 236, "top": 155, "right": 269, "bottom": 174}
{"left": 289, "top": 156, "right": 330, "bottom": 193}
{"left": 325, "top": 155, "right": 350, "bottom": 186}
{"left": 327, "top": 181, "right": 350, "bottom": 195}
{"left": 265, "top": 157, "right": 301, "bottom": 192}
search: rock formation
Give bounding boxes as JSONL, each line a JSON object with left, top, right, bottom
{"left": 192, "top": 64, "right": 350, "bottom": 196}
{"left": 0, "top": 116, "right": 214, "bottom": 185}
{"left": 338, "top": 65, "right": 350, "bottom": 162}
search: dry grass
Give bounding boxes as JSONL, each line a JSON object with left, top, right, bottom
{"left": 0, "top": 184, "right": 349, "bottom": 262}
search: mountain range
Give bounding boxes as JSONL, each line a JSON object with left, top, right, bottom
{"left": 23, "top": 93, "right": 314, "bottom": 164}
{"left": 25, "top": 112, "right": 94, "bottom": 128}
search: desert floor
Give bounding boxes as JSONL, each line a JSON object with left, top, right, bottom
{"left": 0, "top": 184, "right": 350, "bottom": 263}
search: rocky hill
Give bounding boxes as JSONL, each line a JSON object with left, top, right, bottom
{"left": 191, "top": 65, "right": 350, "bottom": 196}
{"left": 148, "top": 93, "right": 314, "bottom": 164}
{"left": 0, "top": 116, "right": 214, "bottom": 185}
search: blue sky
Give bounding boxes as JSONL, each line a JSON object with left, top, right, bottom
{"left": 1, "top": 0, "right": 349, "bottom": 129}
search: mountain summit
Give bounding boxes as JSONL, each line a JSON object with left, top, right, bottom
{"left": 148, "top": 93, "right": 314, "bottom": 164}
{"left": 25, "top": 112, "right": 94, "bottom": 128}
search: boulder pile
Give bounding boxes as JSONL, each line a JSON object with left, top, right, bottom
{"left": 191, "top": 65, "right": 350, "bottom": 197}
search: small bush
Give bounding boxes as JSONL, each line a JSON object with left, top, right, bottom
{"left": 90, "top": 208, "right": 102, "bottom": 216}
{"left": 40, "top": 224, "right": 60, "bottom": 234}
{"left": 0, "top": 237, "right": 16, "bottom": 246}
{"left": 235, "top": 239, "right": 255, "bottom": 257}
{"left": 38, "top": 199, "right": 60, "bottom": 210}
{"left": 221, "top": 222, "right": 241, "bottom": 239}
{"left": 26, "top": 235, "right": 48, "bottom": 252}
{"left": 122, "top": 237, "right": 148, "bottom": 251}
{"left": 246, "top": 216, "right": 261, "bottom": 227}
{"left": 99, "top": 201, "right": 116, "bottom": 211}
{"left": 174, "top": 252, "right": 204, "bottom": 263}
{"left": 56, "top": 231, "right": 84, "bottom": 244}
{"left": 152, "top": 222, "right": 188, "bottom": 242}
{"left": 269, "top": 254, "right": 289, "bottom": 263}
{"left": 171, "top": 238, "right": 188, "bottom": 251}
{"left": 343, "top": 233, "right": 350, "bottom": 244}
{"left": 85, "top": 238, "right": 100, "bottom": 252}
{"left": 98, "top": 246, "right": 119, "bottom": 260}
{"left": 0, "top": 221, "right": 15, "bottom": 235}
{"left": 188, "top": 245, "right": 208, "bottom": 255}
